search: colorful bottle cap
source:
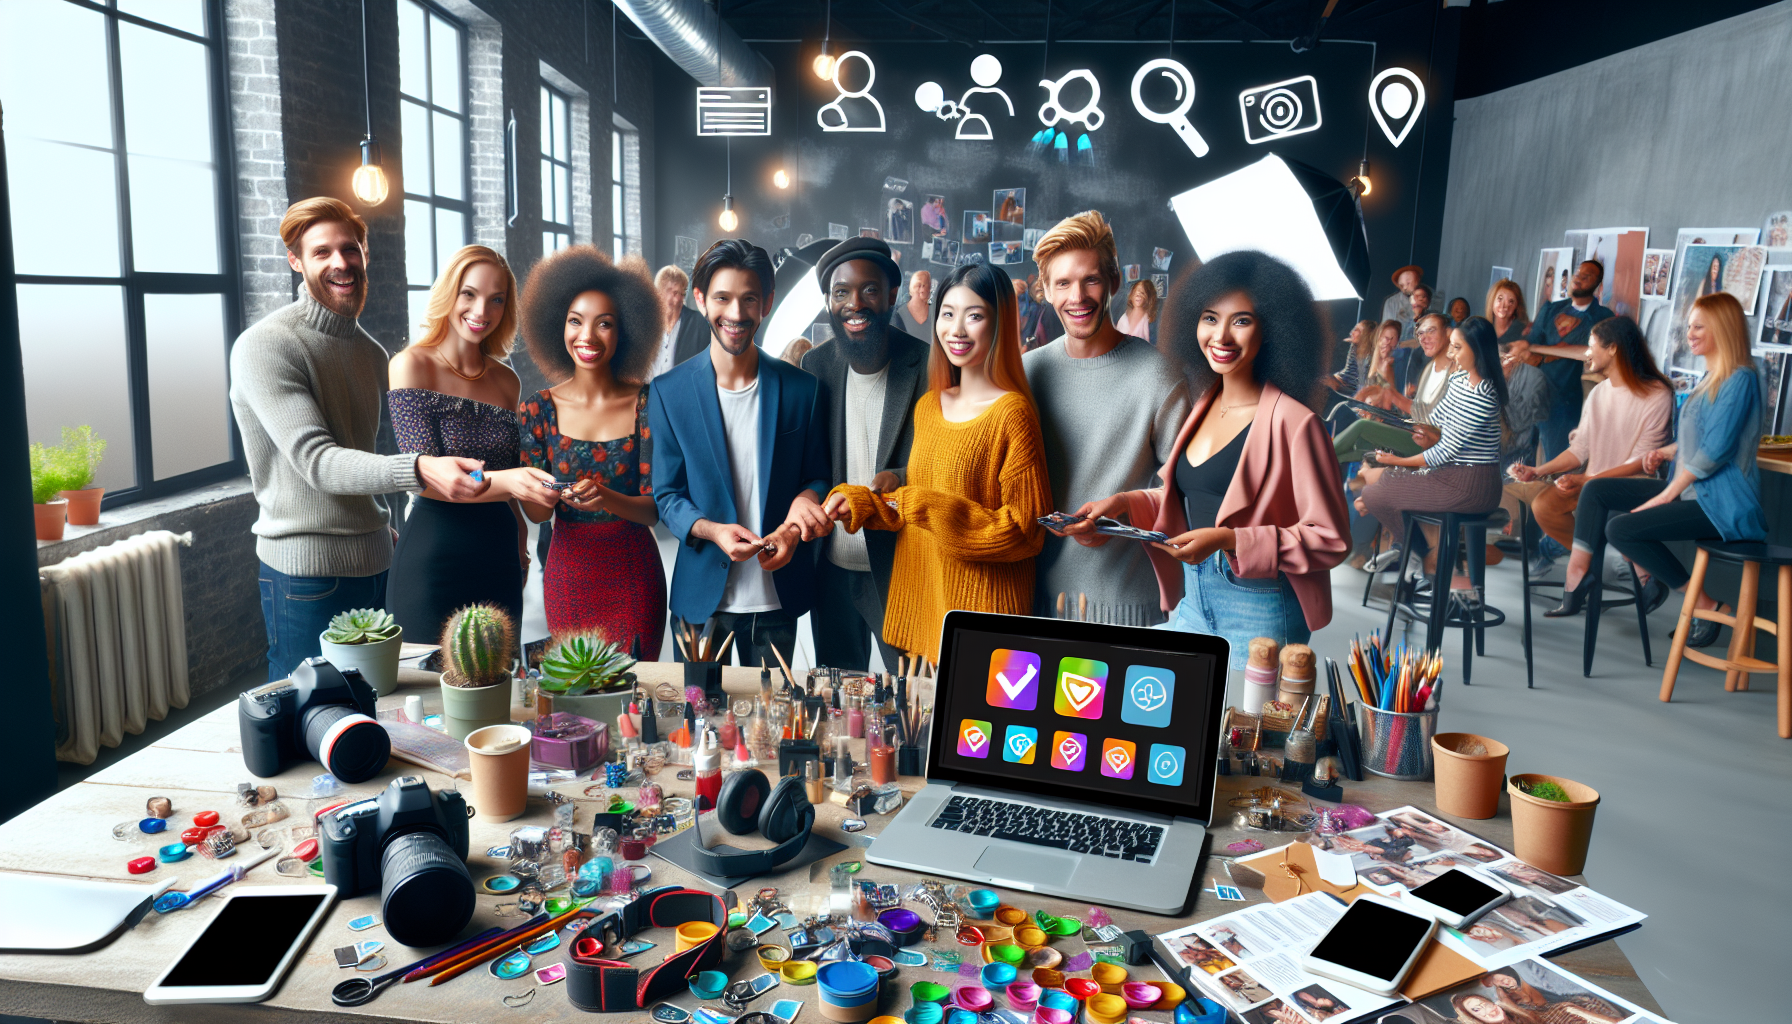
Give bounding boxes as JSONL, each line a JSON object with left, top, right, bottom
{"left": 905, "top": 1004, "right": 944, "bottom": 1024}
{"left": 1013, "top": 925, "right": 1047, "bottom": 949}
{"left": 1038, "top": 989, "right": 1078, "bottom": 1013}
{"left": 955, "top": 925, "right": 985, "bottom": 945}
{"left": 674, "top": 921, "right": 720, "bottom": 953}
{"left": 127, "top": 856, "right": 156, "bottom": 874}
{"left": 1064, "top": 978, "right": 1102, "bottom": 1001}
{"left": 965, "top": 889, "right": 1000, "bottom": 917}
{"left": 758, "top": 944, "right": 791, "bottom": 972}
{"left": 1175, "top": 996, "right": 1227, "bottom": 1024}
{"left": 1091, "top": 962, "right": 1128, "bottom": 992}
{"left": 982, "top": 943, "right": 1024, "bottom": 966}
{"left": 490, "top": 949, "right": 532, "bottom": 979}
{"left": 953, "top": 986, "right": 994, "bottom": 1012}
{"left": 980, "top": 962, "right": 1017, "bottom": 988}
{"left": 818, "top": 960, "right": 880, "bottom": 1002}
{"left": 293, "top": 838, "right": 319, "bottom": 861}
{"left": 780, "top": 960, "right": 819, "bottom": 985}
{"left": 1026, "top": 946, "right": 1063, "bottom": 970}
{"left": 1031, "top": 967, "right": 1064, "bottom": 988}
{"left": 1123, "top": 982, "right": 1165, "bottom": 1009}
{"left": 909, "top": 980, "right": 949, "bottom": 1004}
{"left": 138, "top": 818, "right": 167, "bottom": 835}
{"left": 861, "top": 954, "right": 899, "bottom": 983}
{"left": 1031, "top": 1008, "right": 1072, "bottom": 1024}
{"left": 1085, "top": 993, "right": 1128, "bottom": 1024}
{"left": 192, "top": 810, "right": 219, "bottom": 827}
{"left": 157, "top": 843, "right": 190, "bottom": 863}
{"left": 994, "top": 905, "right": 1028, "bottom": 926}
{"left": 1006, "top": 980, "right": 1040, "bottom": 1011}
{"left": 1152, "top": 981, "right": 1188, "bottom": 1010}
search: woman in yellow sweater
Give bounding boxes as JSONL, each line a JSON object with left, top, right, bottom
{"left": 823, "top": 261, "right": 1051, "bottom": 663}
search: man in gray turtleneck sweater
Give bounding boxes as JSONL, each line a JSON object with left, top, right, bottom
{"left": 229, "top": 197, "right": 484, "bottom": 680}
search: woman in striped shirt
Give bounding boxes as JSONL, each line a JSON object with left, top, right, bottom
{"left": 1358, "top": 316, "right": 1509, "bottom": 577}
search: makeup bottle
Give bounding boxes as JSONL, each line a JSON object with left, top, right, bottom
{"left": 847, "top": 689, "right": 865, "bottom": 739}
{"left": 1278, "top": 644, "right": 1317, "bottom": 708}
{"left": 832, "top": 735, "right": 855, "bottom": 793}
{"left": 804, "top": 759, "right": 827, "bottom": 804}
{"left": 1244, "top": 638, "right": 1280, "bottom": 713}
{"left": 693, "top": 729, "right": 722, "bottom": 810}
{"left": 617, "top": 701, "right": 641, "bottom": 757}
{"left": 869, "top": 720, "right": 897, "bottom": 786}
{"left": 718, "top": 709, "right": 740, "bottom": 753}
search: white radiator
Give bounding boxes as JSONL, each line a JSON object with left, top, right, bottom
{"left": 40, "top": 530, "right": 193, "bottom": 764}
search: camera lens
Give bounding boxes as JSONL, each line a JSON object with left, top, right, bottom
{"left": 302, "top": 704, "right": 391, "bottom": 783}
{"left": 380, "top": 830, "right": 475, "bottom": 947}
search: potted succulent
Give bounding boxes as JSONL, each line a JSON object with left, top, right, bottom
{"left": 319, "top": 607, "right": 404, "bottom": 697}
{"left": 28, "top": 439, "right": 83, "bottom": 541}
{"left": 1507, "top": 773, "right": 1600, "bottom": 876}
{"left": 536, "top": 632, "right": 637, "bottom": 726}
{"left": 439, "top": 603, "right": 516, "bottom": 740}
{"left": 56, "top": 425, "right": 107, "bottom": 525}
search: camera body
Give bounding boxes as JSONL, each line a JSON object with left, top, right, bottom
{"left": 321, "top": 777, "right": 475, "bottom": 947}
{"left": 1238, "top": 74, "right": 1323, "bottom": 144}
{"left": 238, "top": 657, "right": 389, "bottom": 782}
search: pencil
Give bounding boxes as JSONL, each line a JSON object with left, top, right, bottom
{"left": 427, "top": 907, "right": 592, "bottom": 987}
{"left": 716, "top": 631, "right": 735, "bottom": 665}
{"left": 1056, "top": 592, "right": 1066, "bottom": 618}
{"left": 770, "top": 643, "right": 795, "bottom": 686}
{"left": 405, "top": 915, "right": 548, "bottom": 982}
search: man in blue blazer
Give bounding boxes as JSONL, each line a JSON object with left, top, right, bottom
{"left": 649, "top": 238, "right": 831, "bottom": 671}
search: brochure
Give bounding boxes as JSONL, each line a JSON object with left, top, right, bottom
{"left": 1386, "top": 955, "right": 1665, "bottom": 1024}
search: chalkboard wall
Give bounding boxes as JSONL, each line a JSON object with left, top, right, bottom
{"left": 653, "top": 34, "right": 1457, "bottom": 343}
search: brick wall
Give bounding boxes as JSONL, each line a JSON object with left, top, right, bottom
{"left": 452, "top": 2, "right": 507, "bottom": 251}
{"left": 570, "top": 90, "right": 594, "bottom": 247}
{"left": 224, "top": 0, "right": 292, "bottom": 326}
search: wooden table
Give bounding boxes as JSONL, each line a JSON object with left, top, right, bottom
{"left": 0, "top": 666, "right": 1662, "bottom": 1022}
{"left": 1758, "top": 447, "right": 1792, "bottom": 475}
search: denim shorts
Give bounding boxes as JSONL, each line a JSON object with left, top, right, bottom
{"left": 1160, "top": 552, "right": 1308, "bottom": 671}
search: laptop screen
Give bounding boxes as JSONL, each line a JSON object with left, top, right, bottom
{"left": 926, "top": 611, "right": 1227, "bottom": 824}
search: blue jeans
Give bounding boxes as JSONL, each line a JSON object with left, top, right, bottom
{"left": 258, "top": 562, "right": 389, "bottom": 681}
{"left": 1160, "top": 553, "right": 1308, "bottom": 672}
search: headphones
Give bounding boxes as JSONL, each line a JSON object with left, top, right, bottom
{"left": 689, "top": 772, "right": 815, "bottom": 877}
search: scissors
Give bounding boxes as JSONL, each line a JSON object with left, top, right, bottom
{"left": 1131, "top": 58, "right": 1209, "bottom": 157}
{"left": 331, "top": 925, "right": 504, "bottom": 1007}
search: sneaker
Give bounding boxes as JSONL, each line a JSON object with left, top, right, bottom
{"left": 1527, "top": 552, "right": 1558, "bottom": 579}
{"left": 1366, "top": 547, "right": 1404, "bottom": 572}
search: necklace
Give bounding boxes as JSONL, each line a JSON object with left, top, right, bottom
{"left": 436, "top": 348, "right": 487, "bottom": 381}
{"left": 1218, "top": 399, "right": 1260, "bottom": 416}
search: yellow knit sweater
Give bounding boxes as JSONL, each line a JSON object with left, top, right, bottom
{"left": 830, "top": 390, "right": 1050, "bottom": 662}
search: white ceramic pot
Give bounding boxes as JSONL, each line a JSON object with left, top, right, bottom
{"left": 319, "top": 630, "right": 404, "bottom": 696}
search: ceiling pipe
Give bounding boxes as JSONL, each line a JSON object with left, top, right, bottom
{"left": 614, "top": 0, "right": 773, "bottom": 86}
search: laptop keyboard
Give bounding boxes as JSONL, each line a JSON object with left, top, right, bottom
{"left": 928, "top": 795, "right": 1165, "bottom": 863}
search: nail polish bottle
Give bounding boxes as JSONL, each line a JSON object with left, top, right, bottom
{"left": 693, "top": 729, "right": 722, "bottom": 811}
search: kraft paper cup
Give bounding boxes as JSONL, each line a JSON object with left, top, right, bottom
{"left": 1432, "top": 732, "right": 1510, "bottom": 819}
{"left": 464, "top": 724, "right": 532, "bottom": 822}
{"left": 1507, "top": 773, "right": 1600, "bottom": 876}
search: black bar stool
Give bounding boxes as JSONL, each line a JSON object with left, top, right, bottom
{"left": 1382, "top": 508, "right": 1528, "bottom": 685}
{"left": 1514, "top": 501, "right": 1654, "bottom": 681}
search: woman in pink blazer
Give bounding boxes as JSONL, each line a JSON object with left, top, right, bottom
{"left": 1065, "top": 251, "right": 1349, "bottom": 668}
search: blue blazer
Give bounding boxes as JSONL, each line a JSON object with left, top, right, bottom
{"left": 649, "top": 351, "right": 830, "bottom": 623}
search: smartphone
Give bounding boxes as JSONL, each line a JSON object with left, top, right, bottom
{"left": 143, "top": 885, "right": 337, "bottom": 1004}
{"left": 1404, "top": 868, "right": 1510, "bottom": 929}
{"left": 1299, "top": 893, "right": 1436, "bottom": 995}
{"left": 540, "top": 480, "right": 577, "bottom": 490}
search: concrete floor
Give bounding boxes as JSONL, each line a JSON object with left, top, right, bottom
{"left": 1330, "top": 559, "right": 1788, "bottom": 1023}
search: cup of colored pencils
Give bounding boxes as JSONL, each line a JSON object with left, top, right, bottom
{"left": 1344, "top": 630, "right": 1442, "bottom": 781}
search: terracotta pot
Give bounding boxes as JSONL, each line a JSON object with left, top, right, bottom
{"left": 60, "top": 487, "right": 103, "bottom": 526}
{"left": 34, "top": 500, "right": 67, "bottom": 542}
{"left": 464, "top": 724, "right": 533, "bottom": 822}
{"left": 439, "top": 674, "right": 512, "bottom": 741}
{"left": 1432, "top": 732, "right": 1509, "bottom": 819}
{"left": 1507, "top": 773, "right": 1600, "bottom": 876}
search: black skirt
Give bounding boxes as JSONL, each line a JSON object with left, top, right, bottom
{"left": 390, "top": 497, "right": 524, "bottom": 648}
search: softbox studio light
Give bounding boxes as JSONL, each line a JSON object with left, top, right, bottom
{"left": 761, "top": 236, "right": 838, "bottom": 349}
{"left": 1169, "top": 153, "right": 1371, "bottom": 301}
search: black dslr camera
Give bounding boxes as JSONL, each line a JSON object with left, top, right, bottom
{"left": 239, "top": 657, "right": 390, "bottom": 783}
{"left": 320, "top": 776, "right": 475, "bottom": 947}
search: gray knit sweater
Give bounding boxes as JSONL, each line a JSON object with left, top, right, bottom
{"left": 1023, "top": 336, "right": 1191, "bottom": 624}
{"left": 228, "top": 292, "right": 421, "bottom": 577}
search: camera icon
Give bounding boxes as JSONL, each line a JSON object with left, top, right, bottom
{"left": 1237, "top": 75, "right": 1322, "bottom": 144}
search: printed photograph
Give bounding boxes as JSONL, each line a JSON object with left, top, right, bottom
{"left": 990, "top": 240, "right": 1024, "bottom": 265}
{"left": 1124, "top": 263, "right": 1142, "bottom": 283}
{"left": 929, "top": 238, "right": 961, "bottom": 267}
{"left": 1214, "top": 968, "right": 1274, "bottom": 1009}
{"left": 1152, "top": 247, "right": 1174, "bottom": 271}
{"left": 1672, "top": 227, "right": 1759, "bottom": 280}
{"left": 1641, "top": 249, "right": 1673, "bottom": 299}
{"left": 1239, "top": 998, "right": 1305, "bottom": 1024}
{"left": 1758, "top": 268, "right": 1792, "bottom": 351}
{"left": 1489, "top": 265, "right": 1513, "bottom": 290}
{"left": 1667, "top": 244, "right": 1768, "bottom": 369}
{"left": 1765, "top": 210, "right": 1792, "bottom": 247}
{"left": 828, "top": 223, "right": 850, "bottom": 240}
{"left": 1333, "top": 821, "right": 1450, "bottom": 868}
{"left": 1163, "top": 932, "right": 1235, "bottom": 974}
{"left": 859, "top": 227, "right": 881, "bottom": 239}
{"left": 883, "top": 175, "right": 909, "bottom": 193}
{"left": 674, "top": 235, "right": 699, "bottom": 270}
{"left": 1486, "top": 859, "right": 1579, "bottom": 897}
{"left": 885, "top": 197, "right": 914, "bottom": 244}
{"left": 1152, "top": 273, "right": 1168, "bottom": 297}
{"left": 1205, "top": 925, "right": 1251, "bottom": 959}
{"left": 964, "top": 210, "right": 992, "bottom": 245}
{"left": 993, "top": 187, "right": 1025, "bottom": 225}
{"left": 920, "top": 195, "right": 949, "bottom": 237}
{"left": 1022, "top": 227, "right": 1045, "bottom": 250}
{"left": 1289, "top": 984, "right": 1352, "bottom": 1022}
{"left": 1583, "top": 228, "right": 1647, "bottom": 316}
{"left": 1408, "top": 959, "right": 1637, "bottom": 1024}
{"left": 1535, "top": 247, "right": 1572, "bottom": 305}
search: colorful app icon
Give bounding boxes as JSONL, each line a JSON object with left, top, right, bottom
{"left": 1147, "top": 743, "right": 1186, "bottom": 786}
{"left": 1002, "top": 725, "right": 1038, "bottom": 764}
{"left": 1050, "top": 731, "right": 1088, "bottom": 772}
{"left": 1053, "top": 658, "right": 1109, "bottom": 719}
{"left": 1099, "top": 738, "right": 1137, "bottom": 780}
{"left": 957, "top": 719, "right": 993, "bottom": 758}
{"left": 986, "top": 649, "right": 1042, "bottom": 710}
{"left": 1120, "top": 665, "right": 1175, "bottom": 728}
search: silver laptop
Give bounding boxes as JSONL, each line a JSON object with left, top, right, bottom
{"left": 868, "top": 610, "right": 1227, "bottom": 915}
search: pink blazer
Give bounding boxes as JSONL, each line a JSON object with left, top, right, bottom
{"left": 1123, "top": 382, "right": 1350, "bottom": 630}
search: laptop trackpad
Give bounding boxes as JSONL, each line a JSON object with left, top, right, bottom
{"left": 973, "top": 846, "right": 1076, "bottom": 888}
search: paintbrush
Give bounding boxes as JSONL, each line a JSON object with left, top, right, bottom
{"left": 770, "top": 643, "right": 795, "bottom": 687}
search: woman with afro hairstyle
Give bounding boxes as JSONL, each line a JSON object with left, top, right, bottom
{"left": 517, "top": 245, "right": 668, "bottom": 654}
{"left": 1077, "top": 251, "right": 1350, "bottom": 669}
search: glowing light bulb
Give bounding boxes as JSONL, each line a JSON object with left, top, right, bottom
{"left": 773, "top": 169, "right": 790, "bottom": 189}
{"left": 812, "top": 51, "right": 835, "bottom": 80}
{"left": 352, "top": 138, "right": 388, "bottom": 205}
{"left": 718, "top": 195, "right": 738, "bottom": 232}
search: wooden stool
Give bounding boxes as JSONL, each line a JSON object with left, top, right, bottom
{"left": 1660, "top": 541, "right": 1792, "bottom": 738}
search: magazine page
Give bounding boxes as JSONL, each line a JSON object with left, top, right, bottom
{"left": 1158, "top": 893, "right": 1402, "bottom": 1024}
{"left": 1331, "top": 806, "right": 1646, "bottom": 968}
{"left": 1381, "top": 955, "right": 1672, "bottom": 1024}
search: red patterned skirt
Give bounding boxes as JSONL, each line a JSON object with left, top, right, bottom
{"left": 544, "top": 518, "right": 667, "bottom": 658}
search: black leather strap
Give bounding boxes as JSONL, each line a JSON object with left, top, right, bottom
{"left": 564, "top": 887, "right": 727, "bottom": 1012}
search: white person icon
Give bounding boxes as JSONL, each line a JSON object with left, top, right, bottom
{"left": 817, "top": 50, "right": 886, "bottom": 132}
{"left": 918, "top": 54, "right": 1014, "bottom": 140}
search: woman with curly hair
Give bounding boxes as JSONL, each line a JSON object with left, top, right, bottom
{"left": 1075, "top": 250, "right": 1350, "bottom": 668}
{"left": 387, "top": 245, "right": 558, "bottom": 644}
{"left": 517, "top": 245, "right": 667, "bottom": 653}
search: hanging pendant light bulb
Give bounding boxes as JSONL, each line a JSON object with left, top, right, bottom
{"left": 353, "top": 138, "right": 390, "bottom": 205}
{"left": 718, "top": 194, "right": 738, "bottom": 232}
{"left": 773, "top": 169, "right": 790, "bottom": 189}
{"left": 813, "top": 1, "right": 834, "bottom": 79}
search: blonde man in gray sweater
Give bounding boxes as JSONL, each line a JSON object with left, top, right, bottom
{"left": 230, "top": 198, "right": 488, "bottom": 679}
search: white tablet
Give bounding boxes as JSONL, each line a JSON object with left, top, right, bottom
{"left": 1300, "top": 893, "right": 1436, "bottom": 996}
{"left": 143, "top": 885, "right": 336, "bottom": 1005}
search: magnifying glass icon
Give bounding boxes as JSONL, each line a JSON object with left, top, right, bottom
{"left": 1131, "top": 58, "right": 1209, "bottom": 158}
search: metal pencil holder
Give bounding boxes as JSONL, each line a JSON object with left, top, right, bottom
{"left": 1356, "top": 704, "right": 1438, "bottom": 781}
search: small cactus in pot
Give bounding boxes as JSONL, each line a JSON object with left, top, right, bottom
{"left": 438, "top": 604, "right": 516, "bottom": 740}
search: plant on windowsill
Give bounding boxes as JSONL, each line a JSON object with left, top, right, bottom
{"left": 29, "top": 439, "right": 85, "bottom": 542}
{"left": 55, "top": 425, "right": 107, "bottom": 526}
{"left": 319, "top": 608, "right": 405, "bottom": 697}
{"left": 439, "top": 603, "right": 516, "bottom": 741}
{"left": 535, "top": 633, "right": 637, "bottom": 722}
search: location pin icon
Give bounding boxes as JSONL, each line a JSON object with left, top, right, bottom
{"left": 1368, "top": 67, "right": 1426, "bottom": 147}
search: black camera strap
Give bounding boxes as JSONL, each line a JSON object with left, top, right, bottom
{"left": 565, "top": 887, "right": 727, "bottom": 1012}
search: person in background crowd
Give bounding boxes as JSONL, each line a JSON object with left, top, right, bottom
{"left": 1400, "top": 283, "right": 1434, "bottom": 341}
{"left": 895, "top": 268, "right": 933, "bottom": 337}
{"left": 649, "top": 239, "right": 829, "bottom": 670}
{"left": 1014, "top": 275, "right": 1040, "bottom": 342}
{"left": 649, "top": 265, "right": 710, "bottom": 380}
{"left": 230, "top": 197, "right": 487, "bottom": 680}
{"left": 1509, "top": 316, "right": 1674, "bottom": 616}
{"left": 517, "top": 247, "right": 666, "bottom": 654}
{"left": 800, "top": 237, "right": 930, "bottom": 672}
{"left": 823, "top": 261, "right": 1051, "bottom": 663}
{"left": 1487, "top": 277, "right": 1547, "bottom": 553}
{"left": 387, "top": 246, "right": 557, "bottom": 646}
{"left": 1331, "top": 318, "right": 1378, "bottom": 395}
{"left": 1023, "top": 211, "right": 1191, "bottom": 625}
{"left": 1116, "top": 278, "right": 1160, "bottom": 345}
{"left": 1083, "top": 251, "right": 1348, "bottom": 668}
{"left": 1447, "top": 296, "right": 1472, "bottom": 327}
{"left": 1383, "top": 264, "right": 1423, "bottom": 324}
{"left": 1602, "top": 293, "right": 1766, "bottom": 648}
{"left": 1359, "top": 316, "right": 1509, "bottom": 588}
{"left": 1508, "top": 260, "right": 1614, "bottom": 460}
{"left": 1487, "top": 278, "right": 1531, "bottom": 345}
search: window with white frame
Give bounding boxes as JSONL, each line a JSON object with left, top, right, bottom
{"left": 541, "top": 84, "right": 573, "bottom": 254}
{"left": 613, "top": 115, "right": 641, "bottom": 259}
{"left": 1, "top": 0, "right": 242, "bottom": 503}
{"left": 398, "top": 0, "right": 469, "bottom": 338}
{"left": 611, "top": 128, "right": 625, "bottom": 258}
